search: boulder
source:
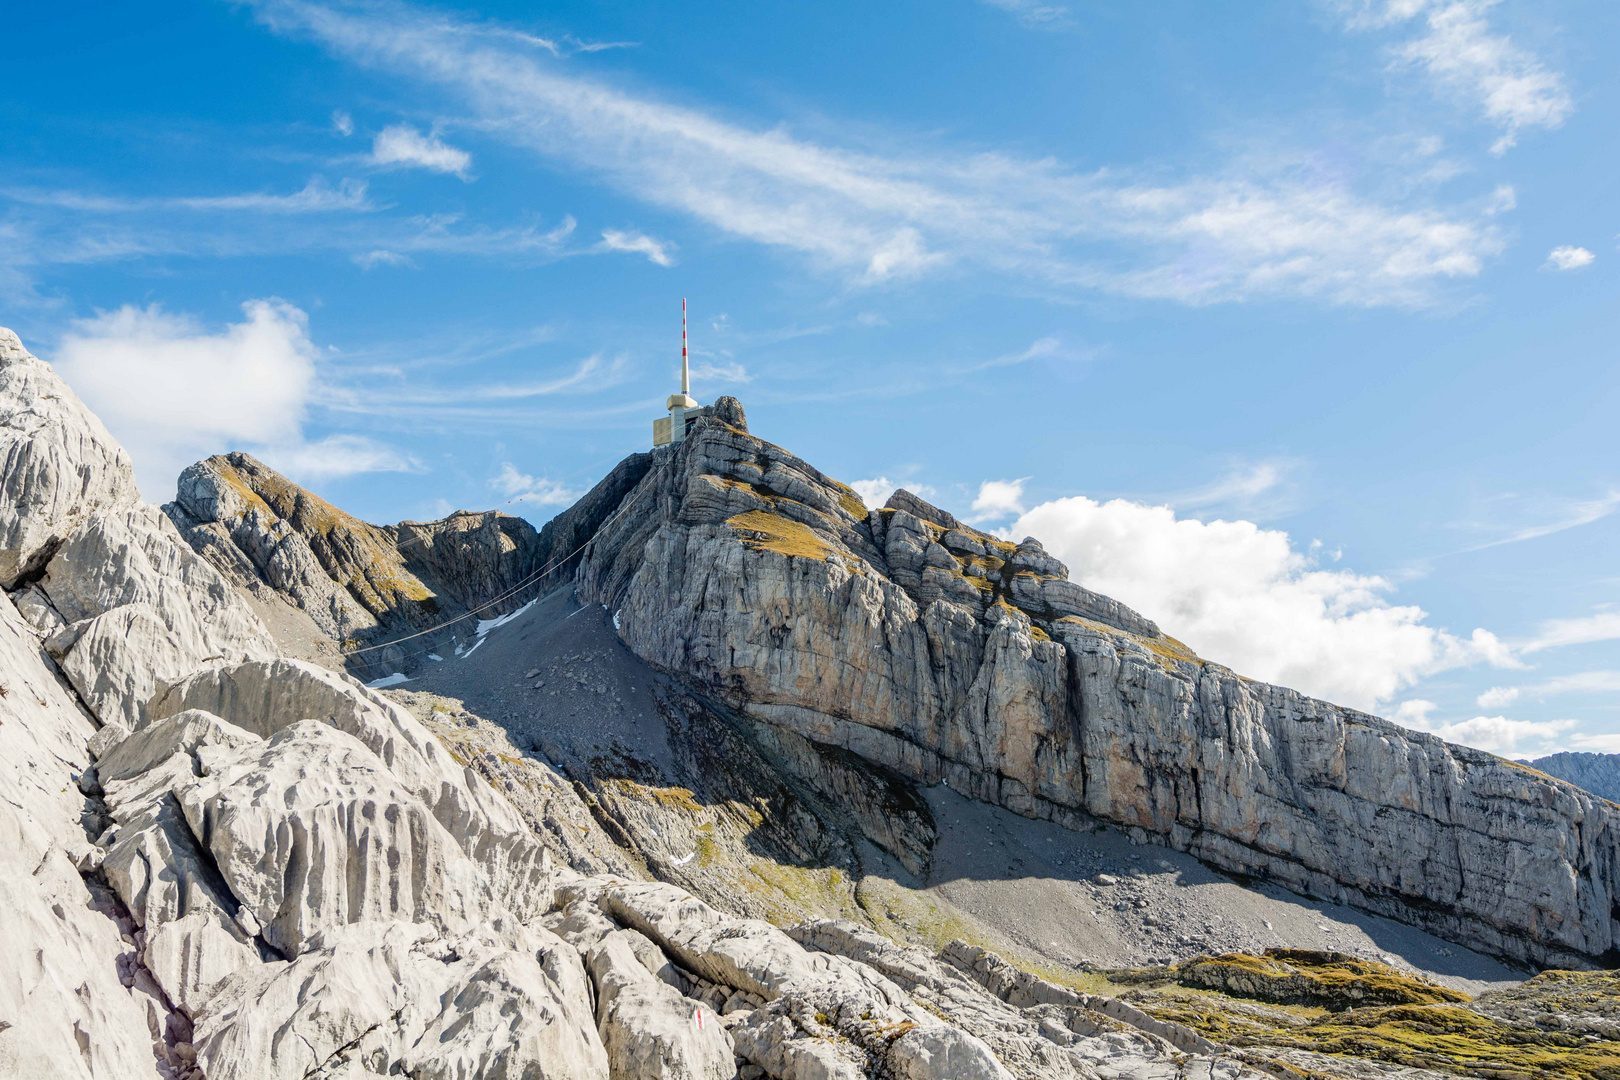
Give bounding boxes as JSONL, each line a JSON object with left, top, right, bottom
{"left": 38, "top": 504, "right": 276, "bottom": 729}
{"left": 149, "top": 657, "right": 554, "bottom": 919}
{"left": 587, "top": 930, "right": 734, "bottom": 1080}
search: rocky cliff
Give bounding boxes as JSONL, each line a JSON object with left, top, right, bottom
{"left": 164, "top": 451, "right": 546, "bottom": 674}
{"left": 1532, "top": 751, "right": 1620, "bottom": 805}
{"left": 4, "top": 327, "right": 1316, "bottom": 1079}
{"left": 572, "top": 404, "right": 1620, "bottom": 970}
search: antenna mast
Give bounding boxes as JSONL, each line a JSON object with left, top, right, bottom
{"left": 681, "top": 297, "right": 689, "bottom": 396}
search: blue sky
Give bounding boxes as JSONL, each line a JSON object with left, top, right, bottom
{"left": 4, "top": 0, "right": 1616, "bottom": 756}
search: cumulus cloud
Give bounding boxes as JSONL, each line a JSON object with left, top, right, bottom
{"left": 55, "top": 299, "right": 413, "bottom": 497}
{"left": 246, "top": 0, "right": 1510, "bottom": 308}
{"left": 1476, "top": 685, "right": 1519, "bottom": 708}
{"left": 596, "top": 229, "right": 673, "bottom": 266}
{"left": 491, "top": 462, "right": 581, "bottom": 508}
{"left": 1338, "top": 1, "right": 1573, "bottom": 154}
{"left": 1544, "top": 245, "right": 1594, "bottom": 271}
{"left": 1387, "top": 699, "right": 1576, "bottom": 754}
{"left": 971, "top": 478, "right": 1029, "bottom": 522}
{"left": 1009, "top": 494, "right": 1516, "bottom": 711}
{"left": 370, "top": 124, "right": 472, "bottom": 177}
{"left": 850, "top": 476, "right": 935, "bottom": 509}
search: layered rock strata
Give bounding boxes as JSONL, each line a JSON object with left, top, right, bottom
{"left": 164, "top": 451, "right": 545, "bottom": 669}
{"left": 573, "top": 404, "right": 1620, "bottom": 968}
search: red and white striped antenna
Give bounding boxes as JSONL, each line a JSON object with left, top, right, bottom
{"left": 681, "top": 297, "right": 689, "bottom": 397}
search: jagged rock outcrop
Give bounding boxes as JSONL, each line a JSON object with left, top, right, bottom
{"left": 0, "top": 327, "right": 140, "bottom": 587}
{"left": 573, "top": 408, "right": 1620, "bottom": 969}
{"left": 164, "top": 451, "right": 545, "bottom": 662}
{"left": 1531, "top": 751, "right": 1620, "bottom": 804}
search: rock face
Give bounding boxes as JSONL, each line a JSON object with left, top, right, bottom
{"left": 1531, "top": 751, "right": 1620, "bottom": 804}
{"left": 0, "top": 327, "right": 140, "bottom": 587}
{"left": 572, "top": 407, "right": 1620, "bottom": 969}
{"left": 164, "top": 451, "right": 545, "bottom": 667}
{"left": 4, "top": 325, "right": 1618, "bottom": 1080}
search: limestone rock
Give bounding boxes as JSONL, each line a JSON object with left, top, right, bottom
{"left": 164, "top": 451, "right": 545, "bottom": 655}
{"left": 178, "top": 720, "right": 487, "bottom": 956}
{"left": 1529, "top": 751, "right": 1620, "bottom": 803}
{"left": 0, "top": 591, "right": 166, "bottom": 1079}
{"left": 0, "top": 326, "right": 140, "bottom": 587}
{"left": 38, "top": 503, "right": 276, "bottom": 728}
{"left": 402, "top": 930, "right": 610, "bottom": 1080}
{"left": 149, "top": 658, "right": 554, "bottom": 919}
{"left": 587, "top": 930, "right": 734, "bottom": 1080}
{"left": 572, "top": 414, "right": 1620, "bottom": 968}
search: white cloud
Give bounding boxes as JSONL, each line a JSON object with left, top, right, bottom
{"left": 689, "top": 359, "right": 751, "bottom": 384}
{"left": 850, "top": 477, "right": 935, "bottom": 509}
{"left": 981, "top": 0, "right": 1071, "bottom": 28}
{"left": 370, "top": 124, "right": 473, "bottom": 177}
{"left": 248, "top": 0, "right": 1508, "bottom": 308}
{"left": 1567, "top": 732, "right": 1620, "bottom": 754}
{"left": 1544, "top": 245, "right": 1594, "bottom": 271}
{"left": 354, "top": 248, "right": 414, "bottom": 269}
{"left": 1423, "top": 714, "right": 1577, "bottom": 755}
{"left": 491, "top": 462, "right": 581, "bottom": 508}
{"left": 54, "top": 299, "right": 412, "bottom": 498}
{"left": 4, "top": 177, "right": 373, "bottom": 214}
{"left": 1459, "top": 489, "right": 1620, "bottom": 552}
{"left": 332, "top": 109, "right": 354, "bottom": 136}
{"left": 1389, "top": 699, "right": 1578, "bottom": 755}
{"left": 1338, "top": 1, "right": 1573, "bottom": 153}
{"left": 596, "top": 229, "right": 673, "bottom": 266}
{"left": 972, "top": 478, "right": 1029, "bottom": 521}
{"left": 1010, "top": 494, "right": 1517, "bottom": 711}
{"left": 1522, "top": 611, "right": 1620, "bottom": 654}
{"left": 257, "top": 433, "right": 418, "bottom": 480}
{"left": 1479, "top": 671, "right": 1620, "bottom": 705}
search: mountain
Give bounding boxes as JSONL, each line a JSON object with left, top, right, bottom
{"left": 1530, "top": 751, "right": 1620, "bottom": 804}
{"left": 2, "top": 323, "right": 1617, "bottom": 1080}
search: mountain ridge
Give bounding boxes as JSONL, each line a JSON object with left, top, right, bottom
{"left": 2, "top": 322, "right": 1615, "bottom": 1080}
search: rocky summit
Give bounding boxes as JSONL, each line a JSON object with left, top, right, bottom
{"left": 2, "top": 323, "right": 1618, "bottom": 1080}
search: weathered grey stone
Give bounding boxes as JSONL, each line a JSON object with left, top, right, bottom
{"left": 177, "top": 720, "right": 486, "bottom": 956}
{"left": 587, "top": 930, "right": 734, "bottom": 1080}
{"left": 0, "top": 591, "right": 166, "bottom": 1079}
{"left": 0, "top": 326, "right": 140, "bottom": 588}
{"left": 572, "top": 415, "right": 1620, "bottom": 968}
{"left": 149, "top": 657, "right": 554, "bottom": 919}
{"left": 38, "top": 504, "right": 276, "bottom": 728}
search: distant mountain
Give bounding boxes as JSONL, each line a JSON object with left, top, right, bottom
{"left": 1530, "top": 751, "right": 1620, "bottom": 804}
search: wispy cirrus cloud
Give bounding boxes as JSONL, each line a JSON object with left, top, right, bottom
{"left": 1335, "top": 1, "right": 1573, "bottom": 154}
{"left": 980, "top": 0, "right": 1072, "bottom": 30}
{"left": 2, "top": 176, "right": 374, "bottom": 214}
{"left": 1456, "top": 489, "right": 1620, "bottom": 553}
{"left": 596, "top": 228, "right": 673, "bottom": 266}
{"left": 1520, "top": 611, "right": 1620, "bottom": 655}
{"left": 241, "top": 0, "right": 1511, "bottom": 309}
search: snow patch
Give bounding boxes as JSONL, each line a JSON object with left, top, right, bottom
{"left": 461, "top": 637, "right": 486, "bottom": 659}
{"left": 366, "top": 672, "right": 412, "bottom": 688}
{"left": 612, "top": 609, "right": 621, "bottom": 631}
{"left": 475, "top": 598, "right": 537, "bottom": 638}
{"left": 428, "top": 653, "right": 443, "bottom": 662}
{"left": 672, "top": 851, "right": 696, "bottom": 867}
